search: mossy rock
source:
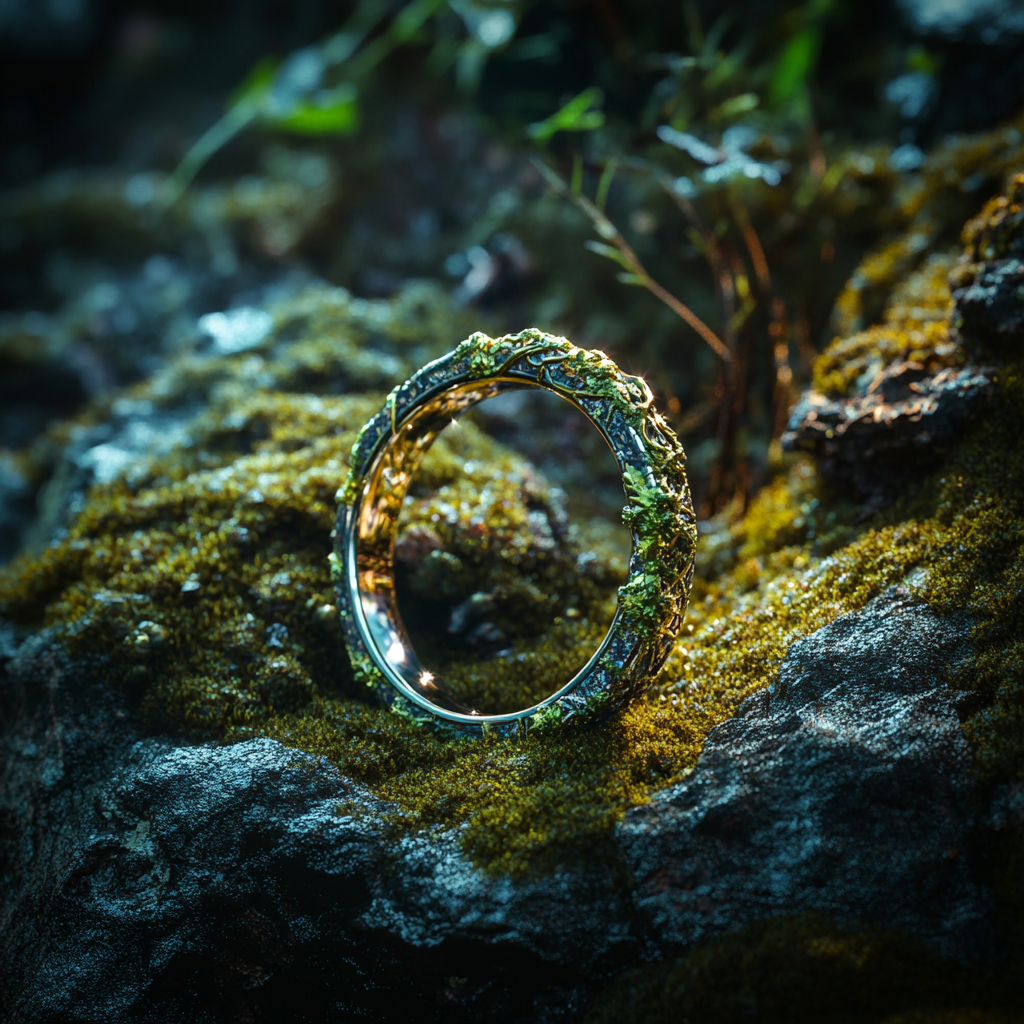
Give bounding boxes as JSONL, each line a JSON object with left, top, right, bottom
{"left": 3, "top": 273, "right": 1024, "bottom": 889}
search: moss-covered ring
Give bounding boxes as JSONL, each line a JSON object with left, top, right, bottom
{"left": 334, "top": 329, "right": 696, "bottom": 737}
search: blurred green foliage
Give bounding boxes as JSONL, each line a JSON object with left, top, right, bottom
{"left": 526, "top": 86, "right": 605, "bottom": 142}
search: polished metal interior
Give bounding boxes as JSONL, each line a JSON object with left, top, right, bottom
{"left": 345, "top": 377, "right": 625, "bottom": 724}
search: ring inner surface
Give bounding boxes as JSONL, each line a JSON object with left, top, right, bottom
{"left": 351, "top": 377, "right": 625, "bottom": 720}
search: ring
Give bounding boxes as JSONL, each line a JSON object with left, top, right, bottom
{"left": 332, "top": 329, "right": 696, "bottom": 736}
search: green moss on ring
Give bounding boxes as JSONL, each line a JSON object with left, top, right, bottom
{"left": 335, "top": 329, "right": 697, "bottom": 736}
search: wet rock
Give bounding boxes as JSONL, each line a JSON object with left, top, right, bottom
{"left": 0, "top": 628, "right": 620, "bottom": 1022}
{"left": 359, "top": 830, "right": 637, "bottom": 973}
{"left": 619, "top": 587, "right": 991, "bottom": 961}
{"left": 950, "top": 173, "right": 1024, "bottom": 361}
{"left": 1, "top": 730, "right": 397, "bottom": 1021}
{"left": 953, "top": 256, "right": 1024, "bottom": 360}
{"left": 2, "top": 585, "right": 999, "bottom": 1020}
{"left": 781, "top": 362, "right": 994, "bottom": 504}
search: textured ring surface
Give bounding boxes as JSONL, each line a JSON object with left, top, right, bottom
{"left": 333, "top": 329, "right": 696, "bottom": 736}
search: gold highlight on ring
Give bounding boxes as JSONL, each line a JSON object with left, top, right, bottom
{"left": 334, "top": 329, "right": 697, "bottom": 737}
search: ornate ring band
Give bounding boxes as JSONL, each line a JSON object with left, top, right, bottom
{"left": 333, "top": 330, "right": 696, "bottom": 736}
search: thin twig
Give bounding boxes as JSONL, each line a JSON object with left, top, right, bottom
{"left": 730, "top": 196, "right": 771, "bottom": 292}
{"left": 652, "top": 170, "right": 737, "bottom": 350}
{"left": 532, "top": 156, "right": 732, "bottom": 364}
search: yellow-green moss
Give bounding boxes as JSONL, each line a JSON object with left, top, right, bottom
{"left": 827, "top": 116, "right": 1024, "bottom": 339}
{"left": 959, "top": 171, "right": 1024, "bottom": 264}
{"left": 4, "top": 361, "right": 1023, "bottom": 876}
{"left": 949, "top": 171, "right": 1024, "bottom": 298}
{"left": 815, "top": 251, "right": 961, "bottom": 398}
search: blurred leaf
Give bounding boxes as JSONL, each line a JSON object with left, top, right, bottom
{"left": 616, "top": 272, "right": 648, "bottom": 287}
{"left": 705, "top": 34, "right": 753, "bottom": 90}
{"left": 268, "top": 85, "right": 359, "bottom": 135}
{"left": 584, "top": 240, "right": 636, "bottom": 272}
{"left": 683, "top": 0, "right": 705, "bottom": 51}
{"left": 769, "top": 28, "right": 820, "bottom": 105}
{"left": 571, "top": 152, "right": 583, "bottom": 194}
{"left": 393, "top": 0, "right": 445, "bottom": 41}
{"left": 321, "top": 0, "right": 391, "bottom": 64}
{"left": 702, "top": 13, "right": 734, "bottom": 62}
{"left": 906, "top": 44, "right": 941, "bottom": 76}
{"left": 714, "top": 92, "right": 759, "bottom": 119}
{"left": 595, "top": 158, "right": 617, "bottom": 212}
{"left": 347, "top": 0, "right": 446, "bottom": 77}
{"left": 228, "top": 56, "right": 280, "bottom": 109}
{"left": 165, "top": 0, "right": 445, "bottom": 202}
{"left": 527, "top": 87, "right": 605, "bottom": 142}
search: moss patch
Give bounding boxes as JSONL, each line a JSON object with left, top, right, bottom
{"left": 814, "top": 251, "right": 961, "bottom": 398}
{"left": 2, "top": 256, "right": 1024, "bottom": 884}
{"left": 4, "top": 359, "right": 1024, "bottom": 876}
{"left": 958, "top": 171, "right": 1024, "bottom": 265}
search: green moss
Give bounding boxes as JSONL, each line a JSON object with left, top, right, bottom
{"left": 3, "top": 205, "right": 1024, "bottom": 886}
{"left": 435, "top": 618, "right": 614, "bottom": 713}
{"left": 583, "top": 915, "right": 1020, "bottom": 1024}
{"left": 908, "top": 367, "right": 1024, "bottom": 787}
{"left": 815, "top": 251, "right": 961, "bottom": 398}
{"left": 959, "top": 171, "right": 1024, "bottom": 264}
{"left": 5, "top": 359, "right": 1023, "bottom": 876}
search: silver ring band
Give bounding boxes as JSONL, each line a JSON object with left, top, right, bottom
{"left": 332, "top": 329, "right": 696, "bottom": 737}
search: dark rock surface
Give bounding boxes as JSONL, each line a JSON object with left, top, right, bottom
{"left": 360, "top": 830, "right": 638, "bottom": 973}
{"left": 953, "top": 256, "right": 1024, "bottom": 362}
{"left": 0, "top": 629, "right": 617, "bottom": 1021}
{"left": 0, "top": 587, "right": 996, "bottom": 1021}
{"left": 620, "top": 587, "right": 990, "bottom": 961}
{"left": 781, "top": 363, "right": 994, "bottom": 504}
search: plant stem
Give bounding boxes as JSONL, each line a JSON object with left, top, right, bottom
{"left": 532, "top": 156, "right": 732, "bottom": 365}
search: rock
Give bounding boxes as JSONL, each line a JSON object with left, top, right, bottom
{"left": 0, "top": 627, "right": 621, "bottom": 1021}
{"left": 950, "top": 171, "right": 1024, "bottom": 362}
{"left": 781, "top": 363, "right": 994, "bottom": 505}
{"left": 2, "top": 585, "right": 998, "bottom": 1020}
{"left": 619, "top": 587, "right": 992, "bottom": 961}
{"left": 953, "top": 256, "right": 1024, "bottom": 360}
{"left": 359, "top": 830, "right": 636, "bottom": 974}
